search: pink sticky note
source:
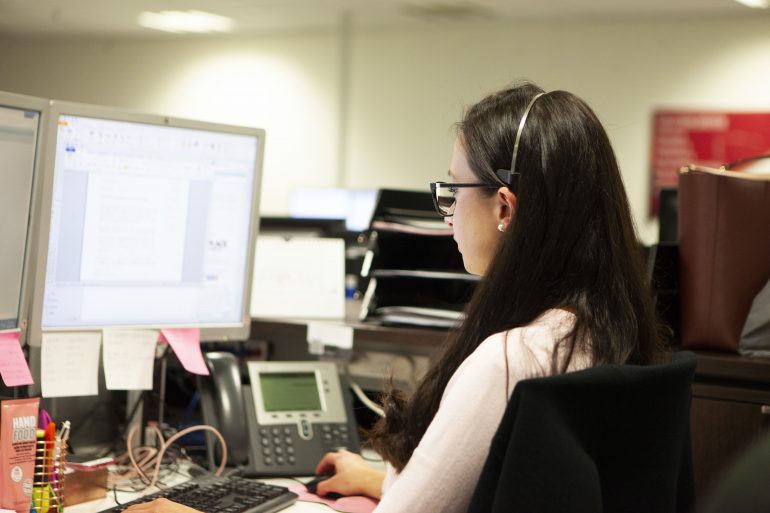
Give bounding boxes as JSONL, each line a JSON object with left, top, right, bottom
{"left": 159, "top": 328, "right": 209, "bottom": 376}
{"left": 289, "top": 485, "right": 379, "bottom": 513}
{"left": 0, "top": 331, "right": 34, "bottom": 386}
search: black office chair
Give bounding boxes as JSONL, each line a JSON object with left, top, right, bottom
{"left": 467, "top": 351, "right": 697, "bottom": 513}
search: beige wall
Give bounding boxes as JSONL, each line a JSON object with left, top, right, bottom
{"left": 0, "top": 34, "right": 341, "bottom": 215}
{"left": 2, "top": 15, "right": 770, "bottom": 242}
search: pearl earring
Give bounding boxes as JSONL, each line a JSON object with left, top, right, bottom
{"left": 497, "top": 223, "right": 505, "bottom": 232}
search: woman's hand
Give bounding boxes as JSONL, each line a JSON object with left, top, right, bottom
{"left": 123, "top": 498, "right": 202, "bottom": 513}
{"left": 313, "top": 449, "right": 385, "bottom": 499}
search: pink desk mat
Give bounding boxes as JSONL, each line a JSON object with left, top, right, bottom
{"left": 289, "top": 484, "right": 378, "bottom": 513}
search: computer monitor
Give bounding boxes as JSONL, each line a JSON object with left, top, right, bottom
{"left": 28, "top": 101, "right": 264, "bottom": 345}
{"left": 288, "top": 188, "right": 378, "bottom": 232}
{"left": 0, "top": 90, "right": 47, "bottom": 343}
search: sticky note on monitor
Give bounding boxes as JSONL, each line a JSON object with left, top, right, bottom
{"left": 0, "top": 331, "right": 34, "bottom": 387}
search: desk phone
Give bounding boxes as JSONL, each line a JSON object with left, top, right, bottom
{"left": 199, "top": 353, "right": 359, "bottom": 476}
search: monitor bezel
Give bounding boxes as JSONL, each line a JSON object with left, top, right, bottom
{"left": 27, "top": 100, "right": 265, "bottom": 346}
{"left": 0, "top": 90, "right": 48, "bottom": 345}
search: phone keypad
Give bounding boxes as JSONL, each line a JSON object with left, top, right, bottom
{"left": 258, "top": 427, "right": 296, "bottom": 467}
{"left": 257, "top": 424, "right": 351, "bottom": 467}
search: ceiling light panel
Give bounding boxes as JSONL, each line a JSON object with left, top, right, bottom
{"left": 733, "top": 0, "right": 770, "bottom": 8}
{"left": 137, "top": 10, "right": 234, "bottom": 34}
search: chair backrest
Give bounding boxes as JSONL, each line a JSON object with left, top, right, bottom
{"left": 467, "top": 351, "right": 697, "bottom": 513}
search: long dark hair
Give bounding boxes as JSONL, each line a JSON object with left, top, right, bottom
{"left": 368, "top": 82, "right": 666, "bottom": 471}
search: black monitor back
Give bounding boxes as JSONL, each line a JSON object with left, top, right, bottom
{"left": 258, "top": 217, "right": 346, "bottom": 237}
{"left": 659, "top": 187, "right": 679, "bottom": 243}
{"left": 372, "top": 189, "right": 436, "bottom": 222}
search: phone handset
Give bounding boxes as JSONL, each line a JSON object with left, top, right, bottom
{"left": 198, "top": 352, "right": 250, "bottom": 468}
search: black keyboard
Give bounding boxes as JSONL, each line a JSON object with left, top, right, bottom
{"left": 104, "top": 475, "right": 297, "bottom": 513}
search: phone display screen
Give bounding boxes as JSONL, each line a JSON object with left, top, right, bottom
{"left": 259, "top": 372, "right": 323, "bottom": 412}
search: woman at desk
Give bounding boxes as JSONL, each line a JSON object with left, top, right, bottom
{"left": 126, "top": 82, "right": 665, "bottom": 513}
{"left": 312, "top": 82, "right": 666, "bottom": 511}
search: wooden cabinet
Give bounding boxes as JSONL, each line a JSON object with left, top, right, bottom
{"left": 691, "top": 352, "right": 770, "bottom": 500}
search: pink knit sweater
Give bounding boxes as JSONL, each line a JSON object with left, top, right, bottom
{"left": 375, "top": 309, "right": 589, "bottom": 513}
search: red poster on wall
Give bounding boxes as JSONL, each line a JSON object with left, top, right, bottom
{"left": 649, "top": 110, "right": 770, "bottom": 216}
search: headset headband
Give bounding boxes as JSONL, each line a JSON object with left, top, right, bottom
{"left": 495, "top": 92, "right": 547, "bottom": 188}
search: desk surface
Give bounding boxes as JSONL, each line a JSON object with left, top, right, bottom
{"left": 251, "top": 317, "right": 447, "bottom": 352}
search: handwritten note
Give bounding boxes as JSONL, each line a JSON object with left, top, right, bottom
{"left": 102, "top": 329, "right": 158, "bottom": 390}
{"left": 41, "top": 332, "right": 101, "bottom": 398}
{"left": 159, "top": 328, "right": 209, "bottom": 375}
{"left": 0, "top": 331, "right": 34, "bottom": 386}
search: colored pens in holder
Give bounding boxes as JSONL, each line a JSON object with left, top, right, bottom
{"left": 32, "top": 433, "right": 66, "bottom": 513}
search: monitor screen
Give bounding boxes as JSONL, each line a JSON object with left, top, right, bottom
{"left": 258, "top": 371, "right": 323, "bottom": 412}
{"left": 0, "top": 91, "right": 45, "bottom": 334}
{"left": 288, "top": 188, "right": 378, "bottom": 232}
{"left": 32, "top": 102, "right": 263, "bottom": 341}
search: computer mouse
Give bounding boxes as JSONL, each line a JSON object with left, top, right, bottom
{"left": 305, "top": 475, "right": 342, "bottom": 498}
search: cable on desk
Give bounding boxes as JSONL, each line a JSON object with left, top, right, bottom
{"left": 128, "top": 423, "right": 165, "bottom": 484}
{"left": 124, "top": 423, "right": 229, "bottom": 489}
{"left": 342, "top": 366, "right": 385, "bottom": 418}
{"left": 110, "top": 437, "right": 191, "bottom": 493}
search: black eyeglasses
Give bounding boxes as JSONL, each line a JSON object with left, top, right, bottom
{"left": 429, "top": 182, "right": 500, "bottom": 217}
